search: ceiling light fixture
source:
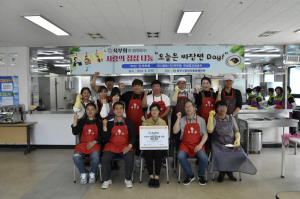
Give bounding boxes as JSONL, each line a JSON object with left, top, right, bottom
{"left": 54, "top": 64, "right": 70, "bottom": 67}
{"left": 245, "top": 54, "right": 281, "bottom": 57}
{"left": 177, "top": 11, "right": 203, "bottom": 33}
{"left": 294, "top": 29, "right": 300, "bottom": 33}
{"left": 257, "top": 31, "right": 280, "bottom": 38}
{"left": 23, "top": 15, "right": 70, "bottom": 36}
{"left": 245, "top": 62, "right": 251, "bottom": 65}
{"left": 38, "top": 56, "right": 64, "bottom": 59}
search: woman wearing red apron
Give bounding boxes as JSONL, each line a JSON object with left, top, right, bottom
{"left": 173, "top": 100, "right": 208, "bottom": 186}
{"left": 73, "top": 87, "right": 94, "bottom": 119}
{"left": 195, "top": 77, "right": 216, "bottom": 124}
{"left": 101, "top": 102, "right": 136, "bottom": 189}
{"left": 72, "top": 103, "right": 102, "bottom": 185}
{"left": 143, "top": 80, "right": 171, "bottom": 126}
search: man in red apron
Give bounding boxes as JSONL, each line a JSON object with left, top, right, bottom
{"left": 101, "top": 102, "right": 136, "bottom": 189}
{"left": 120, "top": 79, "right": 146, "bottom": 167}
{"left": 216, "top": 74, "right": 242, "bottom": 122}
{"left": 142, "top": 80, "right": 171, "bottom": 125}
{"left": 91, "top": 72, "right": 126, "bottom": 101}
{"left": 170, "top": 77, "right": 194, "bottom": 167}
{"left": 72, "top": 103, "right": 102, "bottom": 184}
{"left": 173, "top": 100, "right": 208, "bottom": 186}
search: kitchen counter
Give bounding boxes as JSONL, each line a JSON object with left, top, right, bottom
{"left": 26, "top": 109, "right": 74, "bottom": 114}
{"left": 239, "top": 109, "right": 292, "bottom": 114}
{"left": 239, "top": 118, "right": 299, "bottom": 155}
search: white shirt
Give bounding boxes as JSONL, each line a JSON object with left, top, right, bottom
{"left": 146, "top": 94, "right": 171, "bottom": 114}
{"left": 100, "top": 102, "right": 126, "bottom": 120}
{"left": 73, "top": 101, "right": 89, "bottom": 119}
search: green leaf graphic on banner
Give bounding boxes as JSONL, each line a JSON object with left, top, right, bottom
{"left": 237, "top": 62, "right": 245, "bottom": 71}
{"left": 230, "top": 46, "right": 244, "bottom": 56}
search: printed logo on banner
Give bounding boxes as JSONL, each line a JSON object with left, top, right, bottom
{"left": 2, "top": 83, "right": 13, "bottom": 92}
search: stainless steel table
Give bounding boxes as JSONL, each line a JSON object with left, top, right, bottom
{"left": 238, "top": 118, "right": 299, "bottom": 156}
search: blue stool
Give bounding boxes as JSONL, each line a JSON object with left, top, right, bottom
{"left": 139, "top": 153, "right": 169, "bottom": 184}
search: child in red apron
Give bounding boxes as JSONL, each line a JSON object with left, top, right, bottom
{"left": 173, "top": 100, "right": 208, "bottom": 186}
{"left": 72, "top": 103, "right": 102, "bottom": 185}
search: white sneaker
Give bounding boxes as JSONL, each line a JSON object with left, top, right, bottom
{"left": 80, "top": 173, "right": 88, "bottom": 185}
{"left": 125, "top": 179, "right": 133, "bottom": 188}
{"left": 89, "top": 172, "right": 96, "bottom": 184}
{"left": 135, "top": 158, "right": 141, "bottom": 168}
{"left": 102, "top": 179, "right": 112, "bottom": 189}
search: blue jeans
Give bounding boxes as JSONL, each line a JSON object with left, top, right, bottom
{"left": 177, "top": 150, "right": 208, "bottom": 176}
{"left": 73, "top": 151, "right": 100, "bottom": 174}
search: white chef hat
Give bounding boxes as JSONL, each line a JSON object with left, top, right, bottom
{"left": 177, "top": 77, "right": 186, "bottom": 82}
{"left": 223, "top": 74, "right": 234, "bottom": 81}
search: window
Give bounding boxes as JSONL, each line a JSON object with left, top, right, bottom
{"left": 289, "top": 67, "right": 300, "bottom": 95}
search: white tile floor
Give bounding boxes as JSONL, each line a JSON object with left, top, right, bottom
{"left": 0, "top": 147, "right": 299, "bottom": 199}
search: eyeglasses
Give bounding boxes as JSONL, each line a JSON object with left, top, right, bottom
{"left": 184, "top": 106, "right": 193, "bottom": 109}
{"left": 151, "top": 109, "right": 159, "bottom": 112}
{"left": 178, "top": 83, "right": 186, "bottom": 85}
{"left": 217, "top": 106, "right": 226, "bottom": 110}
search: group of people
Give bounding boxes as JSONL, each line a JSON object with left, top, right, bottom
{"left": 71, "top": 72, "right": 257, "bottom": 189}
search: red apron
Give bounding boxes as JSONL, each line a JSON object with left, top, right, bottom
{"left": 74, "top": 123, "right": 101, "bottom": 154}
{"left": 147, "top": 94, "right": 168, "bottom": 125}
{"left": 103, "top": 119, "right": 134, "bottom": 153}
{"left": 97, "top": 99, "right": 107, "bottom": 120}
{"left": 179, "top": 116, "right": 205, "bottom": 156}
{"left": 126, "top": 93, "right": 144, "bottom": 135}
{"left": 197, "top": 91, "right": 215, "bottom": 124}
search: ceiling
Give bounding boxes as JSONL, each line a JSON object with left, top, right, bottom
{"left": 1, "top": 0, "right": 300, "bottom": 47}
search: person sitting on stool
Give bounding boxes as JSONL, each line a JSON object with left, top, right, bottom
{"left": 173, "top": 100, "right": 208, "bottom": 186}
{"left": 101, "top": 102, "right": 135, "bottom": 189}
{"left": 207, "top": 100, "right": 257, "bottom": 183}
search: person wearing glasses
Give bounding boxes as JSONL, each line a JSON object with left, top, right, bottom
{"left": 207, "top": 100, "right": 256, "bottom": 183}
{"left": 216, "top": 74, "right": 242, "bottom": 121}
{"left": 170, "top": 77, "right": 194, "bottom": 168}
{"left": 141, "top": 104, "right": 167, "bottom": 188}
{"left": 173, "top": 100, "right": 208, "bottom": 186}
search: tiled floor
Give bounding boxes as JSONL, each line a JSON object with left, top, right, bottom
{"left": 1, "top": 147, "right": 300, "bottom": 199}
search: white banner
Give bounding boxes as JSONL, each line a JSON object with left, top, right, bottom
{"left": 139, "top": 126, "right": 169, "bottom": 150}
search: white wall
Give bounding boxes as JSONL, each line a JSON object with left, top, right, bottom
{"left": 0, "top": 47, "right": 30, "bottom": 110}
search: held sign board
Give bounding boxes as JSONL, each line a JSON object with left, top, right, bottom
{"left": 70, "top": 45, "right": 244, "bottom": 75}
{"left": 139, "top": 126, "right": 169, "bottom": 150}
{"left": 0, "top": 76, "right": 19, "bottom": 106}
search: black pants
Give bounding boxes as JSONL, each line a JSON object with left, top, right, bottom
{"left": 134, "top": 136, "right": 141, "bottom": 156}
{"left": 102, "top": 150, "right": 134, "bottom": 181}
{"left": 143, "top": 150, "right": 167, "bottom": 176}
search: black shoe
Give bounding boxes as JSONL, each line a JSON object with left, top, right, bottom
{"left": 198, "top": 176, "right": 206, "bottom": 186}
{"left": 195, "top": 159, "right": 199, "bottom": 165}
{"left": 218, "top": 172, "right": 225, "bottom": 183}
{"left": 226, "top": 172, "right": 237, "bottom": 181}
{"left": 154, "top": 179, "right": 160, "bottom": 188}
{"left": 183, "top": 174, "right": 195, "bottom": 185}
{"left": 148, "top": 178, "right": 155, "bottom": 188}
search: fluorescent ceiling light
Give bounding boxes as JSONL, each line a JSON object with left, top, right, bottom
{"left": 38, "top": 56, "right": 64, "bottom": 59}
{"left": 23, "top": 15, "right": 69, "bottom": 36}
{"left": 245, "top": 54, "right": 281, "bottom": 57}
{"left": 245, "top": 62, "right": 251, "bottom": 65}
{"left": 177, "top": 12, "right": 202, "bottom": 33}
{"left": 54, "top": 64, "right": 69, "bottom": 67}
{"left": 294, "top": 29, "right": 300, "bottom": 33}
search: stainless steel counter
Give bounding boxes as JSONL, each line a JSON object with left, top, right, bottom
{"left": 239, "top": 109, "right": 292, "bottom": 114}
{"left": 26, "top": 109, "right": 74, "bottom": 114}
{"left": 239, "top": 118, "right": 299, "bottom": 155}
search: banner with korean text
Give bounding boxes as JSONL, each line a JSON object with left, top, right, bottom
{"left": 70, "top": 46, "right": 244, "bottom": 75}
